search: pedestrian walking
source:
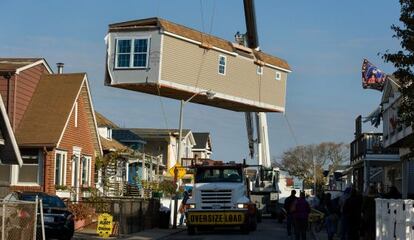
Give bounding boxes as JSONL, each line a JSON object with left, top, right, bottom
{"left": 343, "top": 188, "right": 363, "bottom": 240}
{"left": 339, "top": 187, "right": 351, "bottom": 240}
{"left": 292, "top": 191, "right": 311, "bottom": 240}
{"left": 361, "top": 185, "right": 377, "bottom": 240}
{"left": 284, "top": 190, "right": 297, "bottom": 236}
{"left": 178, "top": 189, "right": 191, "bottom": 226}
{"left": 323, "top": 193, "right": 339, "bottom": 240}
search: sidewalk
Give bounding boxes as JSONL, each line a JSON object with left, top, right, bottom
{"left": 73, "top": 227, "right": 185, "bottom": 240}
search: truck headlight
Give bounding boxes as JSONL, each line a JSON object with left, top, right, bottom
{"left": 237, "top": 203, "right": 247, "bottom": 209}
{"left": 188, "top": 204, "right": 196, "bottom": 209}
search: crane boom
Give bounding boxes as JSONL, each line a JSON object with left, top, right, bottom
{"left": 243, "top": 0, "right": 259, "bottom": 49}
{"left": 242, "top": 0, "right": 271, "bottom": 168}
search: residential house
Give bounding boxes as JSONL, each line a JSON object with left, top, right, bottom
{"left": 192, "top": 132, "right": 212, "bottom": 159}
{"left": 0, "top": 58, "right": 102, "bottom": 199}
{"left": 381, "top": 77, "right": 414, "bottom": 198}
{"left": 113, "top": 128, "right": 195, "bottom": 171}
{"left": 96, "top": 112, "right": 163, "bottom": 196}
{"left": 104, "top": 17, "right": 291, "bottom": 113}
{"left": 350, "top": 115, "right": 399, "bottom": 194}
{"left": 0, "top": 91, "right": 23, "bottom": 196}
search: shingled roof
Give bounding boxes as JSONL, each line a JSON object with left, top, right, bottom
{"left": 108, "top": 17, "right": 291, "bottom": 71}
{"left": 95, "top": 111, "right": 119, "bottom": 128}
{"left": 0, "top": 58, "right": 52, "bottom": 73}
{"left": 16, "top": 73, "right": 101, "bottom": 154}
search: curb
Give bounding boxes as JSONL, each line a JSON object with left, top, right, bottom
{"left": 157, "top": 228, "right": 186, "bottom": 240}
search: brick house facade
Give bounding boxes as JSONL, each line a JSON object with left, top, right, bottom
{"left": 0, "top": 59, "right": 101, "bottom": 199}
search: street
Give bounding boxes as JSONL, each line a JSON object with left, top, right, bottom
{"left": 162, "top": 219, "right": 317, "bottom": 240}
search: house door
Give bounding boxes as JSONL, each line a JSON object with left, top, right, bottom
{"left": 128, "top": 163, "right": 138, "bottom": 185}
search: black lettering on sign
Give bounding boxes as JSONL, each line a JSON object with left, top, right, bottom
{"left": 238, "top": 215, "right": 242, "bottom": 221}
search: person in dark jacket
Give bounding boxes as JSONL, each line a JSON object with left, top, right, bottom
{"left": 362, "top": 186, "right": 377, "bottom": 240}
{"left": 284, "top": 190, "right": 297, "bottom": 236}
{"left": 293, "top": 191, "right": 311, "bottom": 240}
{"left": 343, "top": 188, "right": 363, "bottom": 240}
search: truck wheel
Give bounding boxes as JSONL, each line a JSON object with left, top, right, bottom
{"left": 187, "top": 226, "right": 196, "bottom": 235}
{"left": 257, "top": 212, "right": 262, "bottom": 223}
{"left": 250, "top": 217, "right": 257, "bottom": 231}
{"left": 241, "top": 225, "right": 250, "bottom": 234}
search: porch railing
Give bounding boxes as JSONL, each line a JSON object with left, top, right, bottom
{"left": 350, "top": 133, "right": 399, "bottom": 164}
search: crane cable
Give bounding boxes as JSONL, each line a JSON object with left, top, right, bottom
{"left": 284, "top": 113, "right": 299, "bottom": 146}
{"left": 156, "top": 85, "right": 170, "bottom": 129}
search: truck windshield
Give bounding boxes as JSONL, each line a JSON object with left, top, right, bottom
{"left": 195, "top": 168, "right": 243, "bottom": 183}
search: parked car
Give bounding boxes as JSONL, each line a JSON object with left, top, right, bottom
{"left": 4, "top": 191, "right": 74, "bottom": 240}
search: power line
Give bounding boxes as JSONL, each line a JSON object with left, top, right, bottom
{"left": 284, "top": 113, "right": 299, "bottom": 146}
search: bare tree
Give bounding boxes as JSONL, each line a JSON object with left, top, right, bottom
{"left": 278, "top": 142, "right": 349, "bottom": 188}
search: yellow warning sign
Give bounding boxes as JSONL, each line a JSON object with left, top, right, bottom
{"left": 97, "top": 213, "right": 113, "bottom": 238}
{"left": 168, "top": 163, "right": 186, "bottom": 179}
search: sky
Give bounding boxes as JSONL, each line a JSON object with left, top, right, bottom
{"left": 0, "top": 0, "right": 403, "bottom": 164}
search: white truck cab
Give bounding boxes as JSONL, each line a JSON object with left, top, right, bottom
{"left": 185, "top": 161, "right": 257, "bottom": 235}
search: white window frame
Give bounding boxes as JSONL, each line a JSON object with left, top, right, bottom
{"left": 218, "top": 55, "right": 227, "bottom": 75}
{"left": 17, "top": 149, "right": 40, "bottom": 185}
{"left": 257, "top": 66, "right": 263, "bottom": 75}
{"left": 81, "top": 155, "right": 92, "bottom": 187}
{"left": 114, "top": 37, "right": 150, "bottom": 69}
{"left": 275, "top": 71, "right": 282, "bottom": 80}
{"left": 54, "top": 150, "right": 67, "bottom": 186}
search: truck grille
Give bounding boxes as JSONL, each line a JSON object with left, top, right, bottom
{"left": 200, "top": 190, "right": 232, "bottom": 204}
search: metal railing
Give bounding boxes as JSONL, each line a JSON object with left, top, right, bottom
{"left": 350, "top": 133, "right": 399, "bottom": 163}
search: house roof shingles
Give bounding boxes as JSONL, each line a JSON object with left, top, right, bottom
{"left": 16, "top": 73, "right": 85, "bottom": 146}
{"left": 121, "top": 128, "right": 191, "bottom": 140}
{"left": 95, "top": 112, "right": 119, "bottom": 128}
{"left": 108, "top": 17, "right": 291, "bottom": 71}
{"left": 100, "top": 136, "right": 127, "bottom": 151}
{"left": 0, "top": 58, "right": 43, "bottom": 72}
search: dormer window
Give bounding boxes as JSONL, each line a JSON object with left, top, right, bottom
{"left": 115, "top": 38, "right": 150, "bottom": 69}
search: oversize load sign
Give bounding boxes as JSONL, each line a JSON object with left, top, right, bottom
{"left": 97, "top": 213, "right": 113, "bottom": 238}
{"left": 187, "top": 212, "right": 245, "bottom": 225}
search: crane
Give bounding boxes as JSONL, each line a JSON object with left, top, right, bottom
{"left": 239, "top": 0, "right": 282, "bottom": 219}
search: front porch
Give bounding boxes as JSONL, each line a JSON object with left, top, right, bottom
{"left": 350, "top": 133, "right": 400, "bottom": 193}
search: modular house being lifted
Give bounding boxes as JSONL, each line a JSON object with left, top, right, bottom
{"left": 104, "top": 17, "right": 291, "bottom": 112}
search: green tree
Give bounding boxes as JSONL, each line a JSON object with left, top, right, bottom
{"left": 383, "top": 0, "right": 414, "bottom": 128}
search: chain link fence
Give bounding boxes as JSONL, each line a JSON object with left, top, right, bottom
{"left": 0, "top": 199, "right": 39, "bottom": 240}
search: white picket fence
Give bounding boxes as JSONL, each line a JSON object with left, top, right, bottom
{"left": 376, "top": 198, "right": 414, "bottom": 240}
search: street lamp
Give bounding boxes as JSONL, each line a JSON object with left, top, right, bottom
{"left": 172, "top": 90, "right": 215, "bottom": 229}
